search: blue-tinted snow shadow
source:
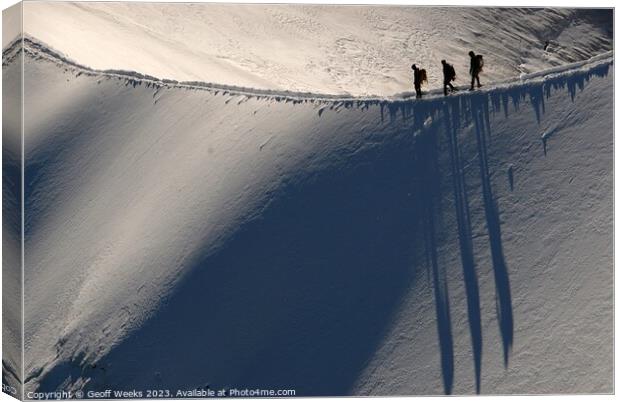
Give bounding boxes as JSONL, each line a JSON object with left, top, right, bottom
{"left": 2, "top": 144, "right": 23, "bottom": 394}
{"left": 471, "top": 94, "right": 514, "bottom": 367}
{"left": 55, "top": 125, "right": 430, "bottom": 396}
{"left": 414, "top": 126, "right": 454, "bottom": 395}
{"left": 443, "top": 99, "right": 482, "bottom": 394}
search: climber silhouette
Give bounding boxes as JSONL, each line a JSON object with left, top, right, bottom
{"left": 442, "top": 60, "right": 457, "bottom": 96}
{"left": 411, "top": 64, "right": 428, "bottom": 98}
{"left": 469, "top": 51, "right": 484, "bottom": 90}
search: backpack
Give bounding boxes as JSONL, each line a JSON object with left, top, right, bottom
{"left": 448, "top": 64, "right": 456, "bottom": 81}
{"left": 419, "top": 69, "right": 428, "bottom": 83}
{"left": 476, "top": 55, "right": 484, "bottom": 72}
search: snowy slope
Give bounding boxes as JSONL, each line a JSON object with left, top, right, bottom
{"left": 2, "top": 39, "right": 23, "bottom": 400}
{"left": 6, "top": 36, "right": 612, "bottom": 396}
{"left": 22, "top": 3, "right": 613, "bottom": 96}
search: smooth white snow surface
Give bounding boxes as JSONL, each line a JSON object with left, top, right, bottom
{"left": 22, "top": 3, "right": 613, "bottom": 96}
{"left": 4, "top": 33, "right": 612, "bottom": 396}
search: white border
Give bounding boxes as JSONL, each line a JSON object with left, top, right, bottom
{"left": 0, "top": 2, "right": 615, "bottom": 402}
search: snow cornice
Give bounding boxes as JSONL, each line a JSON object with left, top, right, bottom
{"left": 3, "top": 35, "right": 614, "bottom": 107}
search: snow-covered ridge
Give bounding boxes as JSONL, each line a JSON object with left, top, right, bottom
{"left": 19, "top": 4, "right": 613, "bottom": 96}
{"left": 3, "top": 35, "right": 614, "bottom": 106}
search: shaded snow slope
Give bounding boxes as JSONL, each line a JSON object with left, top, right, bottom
{"left": 22, "top": 3, "right": 613, "bottom": 96}
{"left": 2, "top": 18, "right": 23, "bottom": 400}
{"left": 5, "top": 38, "right": 613, "bottom": 396}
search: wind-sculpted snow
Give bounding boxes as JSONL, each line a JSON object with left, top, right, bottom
{"left": 3, "top": 39, "right": 613, "bottom": 396}
{"left": 21, "top": 4, "right": 613, "bottom": 96}
{"left": 5, "top": 36, "right": 614, "bottom": 105}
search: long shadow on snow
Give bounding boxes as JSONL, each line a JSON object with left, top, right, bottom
{"left": 443, "top": 99, "right": 482, "bottom": 394}
{"left": 414, "top": 125, "right": 454, "bottom": 395}
{"left": 472, "top": 94, "right": 514, "bottom": 366}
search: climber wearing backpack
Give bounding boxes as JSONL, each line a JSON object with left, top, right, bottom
{"left": 411, "top": 64, "right": 427, "bottom": 98}
{"left": 469, "top": 51, "right": 484, "bottom": 90}
{"left": 441, "top": 60, "right": 457, "bottom": 96}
